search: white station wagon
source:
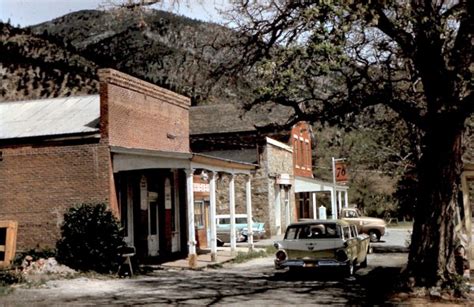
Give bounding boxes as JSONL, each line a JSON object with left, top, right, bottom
{"left": 274, "top": 220, "right": 371, "bottom": 276}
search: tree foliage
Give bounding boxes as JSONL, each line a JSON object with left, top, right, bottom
{"left": 220, "top": 0, "right": 473, "bottom": 288}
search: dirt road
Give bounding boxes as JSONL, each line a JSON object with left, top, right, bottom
{"left": 1, "top": 253, "right": 409, "bottom": 305}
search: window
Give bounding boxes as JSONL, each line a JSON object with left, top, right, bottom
{"left": 342, "top": 226, "right": 351, "bottom": 239}
{"left": 345, "top": 210, "right": 357, "bottom": 218}
{"left": 194, "top": 201, "right": 205, "bottom": 228}
{"left": 293, "top": 137, "right": 299, "bottom": 167}
{"left": 285, "top": 227, "right": 298, "bottom": 240}
{"left": 350, "top": 225, "right": 358, "bottom": 237}
{"left": 299, "top": 139, "right": 304, "bottom": 167}
{"left": 305, "top": 139, "right": 311, "bottom": 170}
{"left": 236, "top": 217, "right": 248, "bottom": 224}
{"left": 219, "top": 218, "right": 230, "bottom": 225}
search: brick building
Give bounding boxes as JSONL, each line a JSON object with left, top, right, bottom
{"left": 0, "top": 69, "right": 255, "bottom": 264}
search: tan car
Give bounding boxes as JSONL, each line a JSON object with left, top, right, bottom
{"left": 340, "top": 208, "right": 387, "bottom": 243}
{"left": 274, "top": 220, "right": 370, "bottom": 276}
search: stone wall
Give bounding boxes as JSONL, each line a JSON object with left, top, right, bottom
{"left": 213, "top": 138, "right": 295, "bottom": 237}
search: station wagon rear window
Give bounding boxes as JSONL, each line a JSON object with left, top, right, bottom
{"left": 284, "top": 224, "right": 341, "bottom": 240}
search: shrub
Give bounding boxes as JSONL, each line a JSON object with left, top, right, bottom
{"left": 56, "top": 203, "right": 125, "bottom": 274}
{"left": 0, "top": 270, "right": 23, "bottom": 285}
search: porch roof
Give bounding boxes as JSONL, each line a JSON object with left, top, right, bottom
{"left": 111, "top": 146, "right": 193, "bottom": 172}
{"left": 111, "top": 146, "right": 257, "bottom": 174}
{"left": 191, "top": 153, "right": 257, "bottom": 175}
{"left": 294, "top": 176, "right": 348, "bottom": 193}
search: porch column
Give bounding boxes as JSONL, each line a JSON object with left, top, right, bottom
{"left": 209, "top": 171, "right": 218, "bottom": 262}
{"left": 275, "top": 186, "right": 282, "bottom": 235}
{"left": 245, "top": 175, "right": 254, "bottom": 251}
{"left": 344, "top": 190, "right": 349, "bottom": 208}
{"left": 330, "top": 188, "right": 336, "bottom": 219}
{"left": 312, "top": 192, "right": 317, "bottom": 219}
{"left": 185, "top": 168, "right": 197, "bottom": 268}
{"left": 229, "top": 173, "right": 237, "bottom": 254}
{"left": 338, "top": 190, "right": 342, "bottom": 218}
{"left": 284, "top": 187, "right": 290, "bottom": 227}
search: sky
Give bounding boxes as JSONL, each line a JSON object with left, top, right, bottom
{"left": 0, "top": 0, "right": 230, "bottom": 27}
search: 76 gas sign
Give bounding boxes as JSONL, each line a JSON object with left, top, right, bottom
{"left": 335, "top": 161, "right": 348, "bottom": 182}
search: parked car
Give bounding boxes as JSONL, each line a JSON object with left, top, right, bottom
{"left": 274, "top": 220, "right": 370, "bottom": 275}
{"left": 216, "top": 214, "right": 266, "bottom": 243}
{"left": 216, "top": 228, "right": 245, "bottom": 247}
{"left": 340, "top": 207, "right": 387, "bottom": 242}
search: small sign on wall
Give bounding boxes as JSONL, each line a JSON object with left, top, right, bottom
{"left": 276, "top": 173, "right": 292, "bottom": 185}
{"left": 193, "top": 183, "right": 210, "bottom": 193}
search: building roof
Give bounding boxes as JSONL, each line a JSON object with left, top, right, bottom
{"left": 0, "top": 95, "right": 100, "bottom": 140}
{"left": 190, "top": 103, "right": 295, "bottom": 135}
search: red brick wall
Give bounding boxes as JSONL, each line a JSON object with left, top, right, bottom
{"left": 99, "top": 69, "right": 191, "bottom": 153}
{"left": 0, "top": 141, "right": 111, "bottom": 250}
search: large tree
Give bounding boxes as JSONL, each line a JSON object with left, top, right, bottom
{"left": 215, "top": 0, "right": 473, "bottom": 288}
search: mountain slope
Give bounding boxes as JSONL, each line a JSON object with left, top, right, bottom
{"left": 0, "top": 22, "right": 98, "bottom": 102}
{"left": 29, "top": 9, "right": 251, "bottom": 105}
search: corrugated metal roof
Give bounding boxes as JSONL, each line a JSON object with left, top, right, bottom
{"left": 0, "top": 95, "right": 100, "bottom": 140}
{"left": 190, "top": 103, "right": 294, "bottom": 135}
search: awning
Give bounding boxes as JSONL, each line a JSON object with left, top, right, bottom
{"left": 294, "top": 176, "right": 348, "bottom": 193}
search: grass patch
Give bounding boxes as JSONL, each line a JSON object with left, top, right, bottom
{"left": 0, "top": 269, "right": 24, "bottom": 296}
{"left": 0, "top": 285, "right": 13, "bottom": 296}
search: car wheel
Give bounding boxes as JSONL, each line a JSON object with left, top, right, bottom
{"left": 345, "top": 261, "right": 354, "bottom": 276}
{"left": 368, "top": 230, "right": 381, "bottom": 242}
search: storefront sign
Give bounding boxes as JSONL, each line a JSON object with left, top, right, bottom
{"left": 193, "top": 183, "right": 210, "bottom": 192}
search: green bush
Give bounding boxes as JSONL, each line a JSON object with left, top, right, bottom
{"left": 56, "top": 203, "right": 125, "bottom": 274}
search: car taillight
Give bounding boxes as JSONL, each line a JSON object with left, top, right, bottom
{"left": 276, "top": 251, "right": 286, "bottom": 261}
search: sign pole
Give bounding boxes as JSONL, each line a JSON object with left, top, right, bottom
{"left": 332, "top": 157, "right": 337, "bottom": 219}
{"left": 332, "top": 157, "right": 347, "bottom": 219}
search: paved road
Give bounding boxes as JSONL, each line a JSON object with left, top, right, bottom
{"left": 2, "top": 253, "right": 408, "bottom": 305}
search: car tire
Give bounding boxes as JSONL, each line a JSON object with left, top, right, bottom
{"left": 368, "top": 230, "right": 381, "bottom": 243}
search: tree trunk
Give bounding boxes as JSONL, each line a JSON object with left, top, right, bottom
{"left": 407, "top": 121, "right": 465, "bottom": 287}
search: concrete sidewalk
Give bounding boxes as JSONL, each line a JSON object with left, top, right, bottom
{"left": 160, "top": 246, "right": 266, "bottom": 270}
